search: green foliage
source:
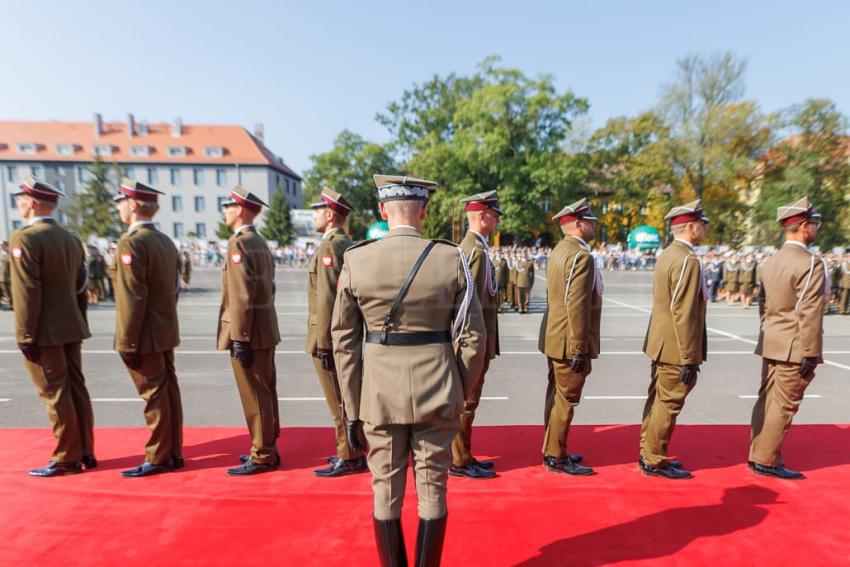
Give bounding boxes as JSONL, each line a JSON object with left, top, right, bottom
{"left": 67, "top": 156, "right": 123, "bottom": 240}
{"left": 260, "top": 186, "right": 295, "bottom": 244}
{"left": 216, "top": 214, "right": 233, "bottom": 240}
{"left": 303, "top": 131, "right": 396, "bottom": 239}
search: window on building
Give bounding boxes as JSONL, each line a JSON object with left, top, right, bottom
{"left": 55, "top": 144, "right": 74, "bottom": 155}
{"left": 173, "top": 222, "right": 184, "bottom": 239}
{"left": 12, "top": 220, "right": 22, "bottom": 230}
{"left": 215, "top": 168, "right": 226, "bottom": 186}
{"left": 147, "top": 168, "right": 158, "bottom": 185}
{"left": 284, "top": 178, "right": 289, "bottom": 194}
{"left": 30, "top": 165, "right": 42, "bottom": 177}
{"left": 78, "top": 167, "right": 91, "bottom": 183}
{"left": 194, "top": 196, "right": 205, "bottom": 212}
{"left": 93, "top": 144, "right": 113, "bottom": 157}
{"left": 125, "top": 168, "right": 136, "bottom": 179}
{"left": 130, "top": 145, "right": 150, "bottom": 157}
{"left": 193, "top": 168, "right": 203, "bottom": 186}
{"left": 17, "top": 143, "right": 37, "bottom": 154}
{"left": 7, "top": 166, "right": 17, "bottom": 181}
{"left": 204, "top": 147, "right": 224, "bottom": 158}
{"left": 195, "top": 223, "right": 207, "bottom": 238}
{"left": 57, "top": 167, "right": 67, "bottom": 176}
{"left": 172, "top": 195, "right": 183, "bottom": 212}
{"left": 170, "top": 168, "right": 181, "bottom": 185}
{"left": 10, "top": 194, "right": 17, "bottom": 208}
{"left": 58, "top": 180, "right": 67, "bottom": 193}
{"left": 217, "top": 196, "right": 228, "bottom": 210}
{"left": 167, "top": 146, "right": 186, "bottom": 157}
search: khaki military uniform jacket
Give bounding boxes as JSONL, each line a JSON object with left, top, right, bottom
{"left": 755, "top": 242, "right": 826, "bottom": 363}
{"left": 217, "top": 226, "right": 280, "bottom": 350}
{"left": 9, "top": 218, "right": 90, "bottom": 346}
{"left": 460, "top": 231, "right": 499, "bottom": 359}
{"left": 305, "top": 228, "right": 352, "bottom": 354}
{"left": 643, "top": 239, "right": 707, "bottom": 365}
{"left": 737, "top": 262, "right": 757, "bottom": 286}
{"left": 840, "top": 260, "right": 850, "bottom": 289}
{"left": 332, "top": 227, "right": 486, "bottom": 425}
{"left": 516, "top": 259, "right": 535, "bottom": 288}
{"left": 508, "top": 261, "right": 518, "bottom": 285}
{"left": 496, "top": 258, "right": 509, "bottom": 288}
{"left": 112, "top": 223, "right": 181, "bottom": 353}
{"left": 538, "top": 236, "right": 602, "bottom": 360}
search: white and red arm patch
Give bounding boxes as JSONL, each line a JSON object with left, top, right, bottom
{"left": 12, "top": 247, "right": 23, "bottom": 259}
{"left": 231, "top": 253, "right": 242, "bottom": 264}
{"left": 121, "top": 253, "right": 133, "bottom": 266}
{"left": 322, "top": 255, "right": 333, "bottom": 267}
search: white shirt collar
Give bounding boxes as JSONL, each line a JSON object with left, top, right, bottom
{"left": 674, "top": 238, "right": 695, "bottom": 252}
{"left": 128, "top": 220, "right": 155, "bottom": 234}
{"left": 28, "top": 216, "right": 53, "bottom": 226}
{"left": 235, "top": 224, "right": 254, "bottom": 236}
{"left": 570, "top": 235, "right": 591, "bottom": 251}
{"left": 469, "top": 230, "right": 489, "bottom": 248}
{"left": 322, "top": 227, "right": 342, "bottom": 240}
{"left": 784, "top": 240, "right": 809, "bottom": 251}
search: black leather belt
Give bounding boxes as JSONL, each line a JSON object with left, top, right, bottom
{"left": 365, "top": 330, "right": 451, "bottom": 346}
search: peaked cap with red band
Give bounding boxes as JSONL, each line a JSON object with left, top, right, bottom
{"left": 114, "top": 178, "right": 165, "bottom": 202}
{"left": 776, "top": 196, "right": 821, "bottom": 227}
{"left": 665, "top": 199, "right": 710, "bottom": 226}
{"left": 14, "top": 175, "right": 64, "bottom": 203}
{"left": 461, "top": 190, "right": 504, "bottom": 215}
{"left": 552, "top": 197, "right": 598, "bottom": 225}
{"left": 222, "top": 186, "right": 268, "bottom": 212}
{"left": 310, "top": 188, "right": 352, "bottom": 216}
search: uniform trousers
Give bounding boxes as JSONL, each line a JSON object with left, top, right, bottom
{"left": 508, "top": 283, "right": 517, "bottom": 308}
{"left": 640, "top": 361, "right": 696, "bottom": 467}
{"left": 542, "top": 357, "right": 591, "bottom": 457}
{"left": 126, "top": 350, "right": 183, "bottom": 465}
{"left": 312, "top": 357, "right": 362, "bottom": 460}
{"left": 840, "top": 288, "right": 850, "bottom": 315}
{"left": 516, "top": 287, "right": 531, "bottom": 312}
{"left": 231, "top": 347, "right": 279, "bottom": 464}
{"left": 749, "top": 359, "right": 814, "bottom": 467}
{"left": 24, "top": 342, "right": 94, "bottom": 462}
{"left": 365, "top": 415, "right": 457, "bottom": 521}
{"left": 451, "top": 358, "right": 489, "bottom": 466}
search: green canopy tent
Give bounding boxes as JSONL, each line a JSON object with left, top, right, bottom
{"left": 365, "top": 220, "right": 390, "bottom": 240}
{"left": 627, "top": 224, "right": 662, "bottom": 251}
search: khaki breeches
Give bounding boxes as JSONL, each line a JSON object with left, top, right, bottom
{"left": 451, "top": 358, "right": 489, "bottom": 466}
{"left": 640, "top": 361, "right": 696, "bottom": 467}
{"left": 231, "top": 347, "right": 279, "bottom": 464}
{"left": 126, "top": 350, "right": 183, "bottom": 465}
{"left": 542, "top": 357, "right": 591, "bottom": 457}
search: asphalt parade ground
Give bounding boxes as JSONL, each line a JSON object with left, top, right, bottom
{"left": 1, "top": 266, "right": 848, "bottom": 428}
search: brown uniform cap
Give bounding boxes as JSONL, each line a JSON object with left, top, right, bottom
{"left": 222, "top": 186, "right": 268, "bottom": 212}
{"left": 310, "top": 188, "right": 353, "bottom": 215}
{"left": 776, "top": 196, "right": 821, "bottom": 226}
{"left": 14, "top": 175, "right": 64, "bottom": 203}
{"left": 552, "top": 198, "right": 597, "bottom": 224}
{"left": 373, "top": 174, "right": 438, "bottom": 202}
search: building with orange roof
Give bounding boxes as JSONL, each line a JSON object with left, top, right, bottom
{"left": 0, "top": 114, "right": 302, "bottom": 240}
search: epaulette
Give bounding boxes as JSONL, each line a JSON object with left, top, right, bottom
{"left": 430, "top": 238, "right": 459, "bottom": 247}
{"left": 344, "top": 239, "right": 376, "bottom": 254}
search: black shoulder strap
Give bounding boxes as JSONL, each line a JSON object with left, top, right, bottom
{"left": 380, "top": 241, "right": 437, "bottom": 344}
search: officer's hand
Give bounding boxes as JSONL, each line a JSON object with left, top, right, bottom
{"left": 231, "top": 341, "right": 255, "bottom": 369}
{"left": 680, "top": 364, "right": 699, "bottom": 386}
{"left": 18, "top": 343, "right": 40, "bottom": 363}
{"left": 119, "top": 351, "right": 142, "bottom": 371}
{"left": 316, "top": 348, "right": 334, "bottom": 371}
{"left": 346, "top": 420, "right": 367, "bottom": 454}
{"left": 799, "top": 357, "right": 818, "bottom": 379}
{"left": 570, "top": 354, "right": 587, "bottom": 373}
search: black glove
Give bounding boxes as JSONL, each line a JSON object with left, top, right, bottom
{"left": 119, "top": 351, "right": 141, "bottom": 371}
{"left": 346, "top": 420, "right": 367, "bottom": 454}
{"left": 680, "top": 364, "right": 699, "bottom": 386}
{"left": 316, "top": 348, "right": 334, "bottom": 371}
{"left": 18, "top": 343, "right": 40, "bottom": 363}
{"left": 799, "top": 357, "right": 818, "bottom": 379}
{"left": 231, "top": 340, "right": 255, "bottom": 369}
{"left": 570, "top": 354, "right": 587, "bottom": 373}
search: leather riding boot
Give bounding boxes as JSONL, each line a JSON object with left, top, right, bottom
{"left": 374, "top": 517, "right": 407, "bottom": 567}
{"left": 415, "top": 515, "right": 447, "bottom": 567}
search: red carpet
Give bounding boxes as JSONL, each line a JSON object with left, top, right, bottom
{"left": 1, "top": 425, "right": 849, "bottom": 566}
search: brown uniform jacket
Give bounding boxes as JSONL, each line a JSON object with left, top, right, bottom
{"left": 306, "top": 228, "right": 352, "bottom": 354}
{"left": 9, "top": 218, "right": 90, "bottom": 346}
{"left": 643, "top": 239, "right": 707, "bottom": 365}
{"left": 737, "top": 262, "right": 757, "bottom": 286}
{"left": 840, "top": 260, "right": 850, "bottom": 289}
{"left": 755, "top": 242, "right": 826, "bottom": 363}
{"left": 516, "top": 259, "right": 535, "bottom": 288}
{"left": 112, "top": 223, "right": 181, "bottom": 353}
{"left": 460, "top": 231, "right": 499, "bottom": 359}
{"left": 216, "top": 225, "right": 280, "bottom": 350}
{"left": 496, "top": 257, "right": 508, "bottom": 288}
{"left": 539, "top": 236, "right": 602, "bottom": 360}
{"left": 332, "top": 227, "right": 486, "bottom": 425}
{"left": 508, "top": 261, "right": 518, "bottom": 284}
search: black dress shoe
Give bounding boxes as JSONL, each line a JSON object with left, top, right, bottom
{"left": 28, "top": 460, "right": 83, "bottom": 477}
{"left": 314, "top": 455, "right": 368, "bottom": 477}
{"left": 472, "top": 458, "right": 495, "bottom": 470}
{"left": 565, "top": 454, "right": 583, "bottom": 464}
{"left": 227, "top": 460, "right": 277, "bottom": 476}
{"left": 449, "top": 462, "right": 496, "bottom": 479}
{"left": 239, "top": 453, "right": 280, "bottom": 467}
{"left": 121, "top": 462, "right": 174, "bottom": 478}
{"left": 81, "top": 455, "right": 98, "bottom": 469}
{"left": 544, "top": 455, "right": 593, "bottom": 476}
{"left": 373, "top": 517, "right": 407, "bottom": 567}
{"left": 169, "top": 456, "right": 185, "bottom": 469}
{"left": 669, "top": 460, "right": 683, "bottom": 469}
{"left": 325, "top": 455, "right": 341, "bottom": 464}
{"left": 639, "top": 457, "right": 693, "bottom": 479}
{"left": 748, "top": 461, "right": 805, "bottom": 480}
{"left": 415, "top": 515, "right": 447, "bottom": 567}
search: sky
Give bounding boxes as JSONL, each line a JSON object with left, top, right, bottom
{"left": 2, "top": 0, "right": 848, "bottom": 176}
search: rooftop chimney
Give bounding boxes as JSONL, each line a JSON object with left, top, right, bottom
{"left": 254, "top": 122, "right": 265, "bottom": 142}
{"left": 138, "top": 120, "right": 149, "bottom": 136}
{"left": 127, "top": 113, "right": 135, "bottom": 137}
{"left": 171, "top": 117, "right": 182, "bottom": 138}
{"left": 93, "top": 113, "right": 103, "bottom": 137}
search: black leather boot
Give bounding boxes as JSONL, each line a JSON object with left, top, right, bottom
{"left": 414, "top": 515, "right": 447, "bottom": 567}
{"left": 374, "top": 517, "right": 407, "bottom": 567}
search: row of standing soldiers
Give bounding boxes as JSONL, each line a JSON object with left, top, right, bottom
{"left": 493, "top": 251, "right": 535, "bottom": 313}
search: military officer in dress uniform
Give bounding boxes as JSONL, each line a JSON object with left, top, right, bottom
{"left": 307, "top": 188, "right": 367, "bottom": 478}
{"left": 0, "top": 241, "right": 11, "bottom": 309}
{"left": 496, "top": 252, "right": 509, "bottom": 310}
{"left": 515, "top": 251, "right": 535, "bottom": 313}
{"left": 538, "top": 199, "right": 600, "bottom": 476}
{"left": 111, "top": 179, "right": 184, "bottom": 477}
{"left": 838, "top": 254, "right": 850, "bottom": 315}
{"left": 738, "top": 254, "right": 757, "bottom": 309}
{"left": 333, "top": 174, "right": 485, "bottom": 566}
{"left": 218, "top": 187, "right": 282, "bottom": 475}
{"left": 640, "top": 199, "right": 709, "bottom": 480}
{"left": 450, "top": 191, "right": 502, "bottom": 480}
{"left": 508, "top": 253, "right": 518, "bottom": 311}
{"left": 749, "top": 197, "right": 827, "bottom": 479}
{"left": 10, "top": 176, "right": 96, "bottom": 477}
{"left": 723, "top": 255, "right": 740, "bottom": 305}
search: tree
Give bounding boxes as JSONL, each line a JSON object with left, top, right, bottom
{"left": 67, "top": 156, "right": 123, "bottom": 240}
{"left": 260, "top": 186, "right": 295, "bottom": 244}
{"left": 377, "top": 56, "right": 589, "bottom": 240}
{"left": 755, "top": 99, "right": 850, "bottom": 248}
{"left": 303, "top": 130, "right": 396, "bottom": 239}
{"left": 216, "top": 214, "right": 233, "bottom": 240}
